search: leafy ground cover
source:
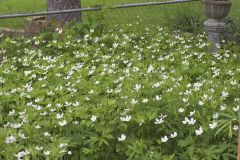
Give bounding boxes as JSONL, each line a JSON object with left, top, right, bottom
{"left": 1, "top": 0, "right": 240, "bottom": 38}
{"left": 0, "top": 23, "right": 240, "bottom": 160}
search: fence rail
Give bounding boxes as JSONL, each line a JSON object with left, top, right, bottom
{"left": 0, "top": 0, "right": 199, "bottom": 19}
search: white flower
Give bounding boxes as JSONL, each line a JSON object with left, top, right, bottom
{"left": 88, "top": 90, "right": 94, "bottom": 94}
{"left": 35, "top": 125, "right": 41, "bottom": 129}
{"left": 19, "top": 133, "right": 28, "bottom": 139}
{"left": 8, "top": 109, "right": 15, "bottom": 116}
{"left": 35, "top": 146, "right": 43, "bottom": 151}
{"left": 154, "top": 118, "right": 164, "bottom": 125}
{"left": 85, "top": 97, "right": 90, "bottom": 101}
{"left": 24, "top": 70, "right": 32, "bottom": 76}
{"left": 67, "top": 151, "right": 72, "bottom": 155}
{"left": 161, "top": 136, "right": 168, "bottom": 143}
{"left": 131, "top": 99, "right": 138, "bottom": 105}
{"left": 188, "top": 118, "right": 196, "bottom": 125}
{"left": 209, "top": 122, "right": 217, "bottom": 129}
{"left": 120, "top": 115, "right": 131, "bottom": 122}
{"left": 44, "top": 132, "right": 51, "bottom": 137}
{"left": 147, "top": 65, "right": 155, "bottom": 73}
{"left": 233, "top": 125, "right": 239, "bottom": 131}
{"left": 3, "top": 122, "right": 10, "bottom": 128}
{"left": 221, "top": 91, "right": 229, "bottom": 98}
{"left": 198, "top": 100, "right": 204, "bottom": 106}
{"left": 189, "top": 110, "right": 195, "bottom": 117}
{"left": 220, "top": 105, "right": 226, "bottom": 111}
{"left": 106, "top": 89, "right": 113, "bottom": 93}
{"left": 59, "top": 143, "right": 68, "bottom": 148}
{"left": 40, "top": 111, "right": 47, "bottom": 116}
{"left": 58, "top": 29, "right": 63, "bottom": 34}
{"left": 35, "top": 98, "right": 42, "bottom": 103}
{"left": 15, "top": 150, "right": 29, "bottom": 160}
{"left": 56, "top": 103, "right": 63, "bottom": 108}
{"left": 182, "top": 117, "right": 196, "bottom": 125}
{"left": 0, "top": 77, "right": 5, "bottom": 84}
{"left": 95, "top": 81, "right": 100, "bottom": 85}
{"left": 59, "top": 120, "right": 67, "bottom": 126}
{"left": 73, "top": 121, "right": 79, "bottom": 125}
{"left": 133, "top": 84, "right": 141, "bottom": 92}
{"left": 10, "top": 122, "right": 23, "bottom": 129}
{"left": 155, "top": 95, "right": 162, "bottom": 101}
{"left": 152, "top": 82, "right": 161, "bottom": 88}
{"left": 182, "top": 98, "right": 188, "bottom": 103}
{"left": 193, "top": 82, "right": 202, "bottom": 89}
{"left": 56, "top": 113, "right": 64, "bottom": 119}
{"left": 118, "top": 134, "right": 126, "bottom": 141}
{"left": 90, "top": 115, "right": 97, "bottom": 122}
{"left": 44, "top": 150, "right": 51, "bottom": 156}
{"left": 195, "top": 127, "right": 203, "bottom": 136}
{"left": 142, "top": 98, "right": 149, "bottom": 103}
{"left": 139, "top": 119, "right": 145, "bottom": 126}
{"left": 5, "top": 135, "right": 16, "bottom": 144}
{"left": 212, "top": 113, "right": 219, "bottom": 120}
{"left": 170, "top": 132, "right": 178, "bottom": 138}
{"left": 233, "top": 106, "right": 239, "bottom": 112}
{"left": 113, "top": 43, "right": 119, "bottom": 48}
{"left": 178, "top": 108, "right": 184, "bottom": 113}
{"left": 73, "top": 101, "right": 79, "bottom": 107}
{"left": 64, "top": 101, "right": 72, "bottom": 106}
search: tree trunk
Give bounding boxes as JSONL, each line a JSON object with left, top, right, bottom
{"left": 47, "top": 0, "right": 81, "bottom": 25}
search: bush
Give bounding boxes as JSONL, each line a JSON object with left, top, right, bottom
{"left": 164, "top": 3, "right": 204, "bottom": 33}
{"left": 222, "top": 18, "right": 240, "bottom": 44}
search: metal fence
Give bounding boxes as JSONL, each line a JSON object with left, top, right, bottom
{"left": 0, "top": 0, "right": 239, "bottom": 40}
{"left": 0, "top": 0, "right": 201, "bottom": 29}
{"left": 0, "top": 0, "right": 197, "bottom": 19}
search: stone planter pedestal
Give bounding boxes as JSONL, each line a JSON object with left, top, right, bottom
{"left": 202, "top": 0, "right": 232, "bottom": 52}
{"left": 204, "top": 19, "right": 225, "bottom": 52}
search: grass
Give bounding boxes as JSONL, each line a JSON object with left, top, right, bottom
{"left": 0, "top": 0, "right": 239, "bottom": 30}
{"left": 0, "top": 0, "right": 202, "bottom": 29}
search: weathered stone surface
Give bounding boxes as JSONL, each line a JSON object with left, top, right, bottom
{"left": 202, "top": 0, "right": 232, "bottom": 21}
{"left": 204, "top": 20, "right": 225, "bottom": 53}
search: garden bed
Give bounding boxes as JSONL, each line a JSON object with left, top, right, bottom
{"left": 0, "top": 24, "right": 239, "bottom": 159}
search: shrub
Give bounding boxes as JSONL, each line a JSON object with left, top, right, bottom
{"left": 222, "top": 18, "right": 240, "bottom": 43}
{"left": 164, "top": 3, "right": 204, "bottom": 33}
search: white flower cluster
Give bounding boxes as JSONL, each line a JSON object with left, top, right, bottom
{"left": 0, "top": 25, "right": 239, "bottom": 159}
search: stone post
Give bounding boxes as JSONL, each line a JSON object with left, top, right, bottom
{"left": 204, "top": 19, "right": 225, "bottom": 53}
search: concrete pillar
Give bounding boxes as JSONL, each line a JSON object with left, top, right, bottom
{"left": 204, "top": 19, "right": 225, "bottom": 53}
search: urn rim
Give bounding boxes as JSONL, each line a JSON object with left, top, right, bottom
{"left": 202, "top": 0, "right": 232, "bottom": 5}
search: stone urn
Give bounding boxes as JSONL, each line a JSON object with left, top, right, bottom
{"left": 202, "top": 0, "right": 232, "bottom": 22}
{"left": 202, "top": 0, "right": 232, "bottom": 52}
